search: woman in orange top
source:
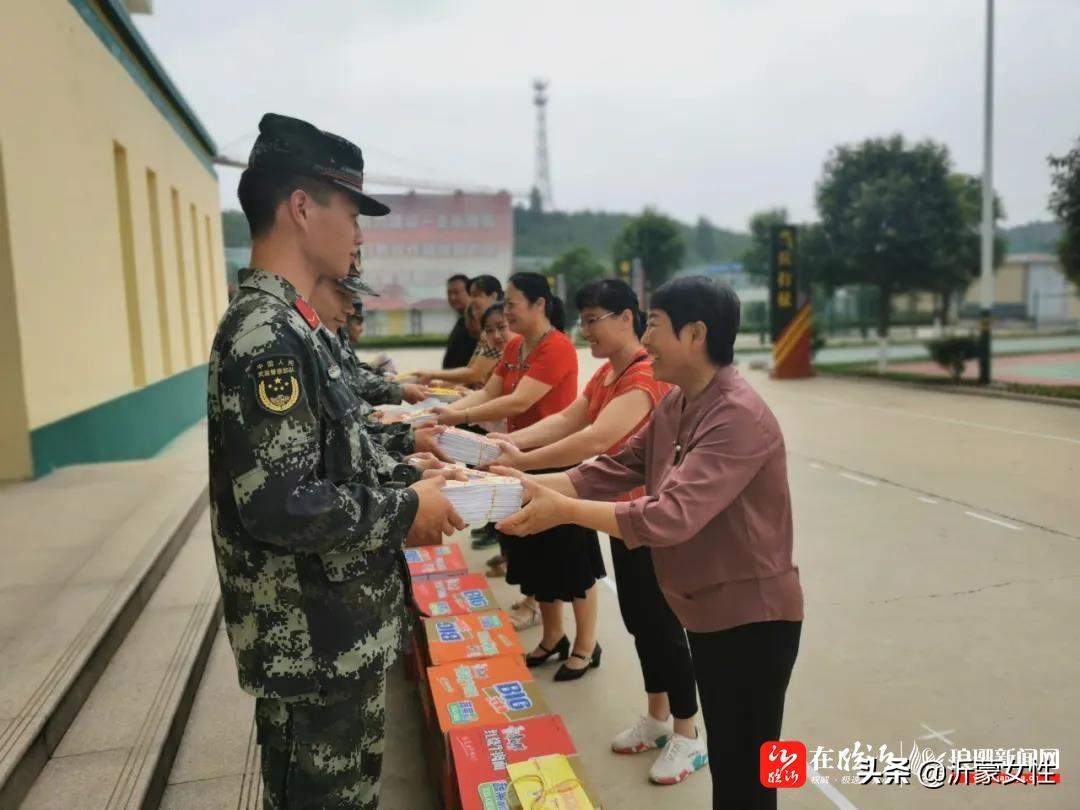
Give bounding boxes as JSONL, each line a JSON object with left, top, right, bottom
{"left": 436, "top": 272, "right": 605, "bottom": 665}
{"left": 489, "top": 279, "right": 704, "bottom": 784}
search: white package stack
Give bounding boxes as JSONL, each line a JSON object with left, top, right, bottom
{"left": 401, "top": 409, "right": 438, "bottom": 427}
{"left": 436, "top": 428, "right": 502, "bottom": 466}
{"left": 440, "top": 476, "right": 524, "bottom": 525}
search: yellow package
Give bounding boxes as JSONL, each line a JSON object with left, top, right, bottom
{"left": 507, "top": 755, "right": 594, "bottom": 810}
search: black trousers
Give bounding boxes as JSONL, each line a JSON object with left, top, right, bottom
{"left": 611, "top": 540, "right": 698, "bottom": 719}
{"left": 687, "top": 620, "right": 802, "bottom": 810}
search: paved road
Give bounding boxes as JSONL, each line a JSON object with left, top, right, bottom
{"left": 373, "top": 347, "right": 1080, "bottom": 807}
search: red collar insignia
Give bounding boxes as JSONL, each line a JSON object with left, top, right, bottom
{"left": 294, "top": 298, "right": 320, "bottom": 329}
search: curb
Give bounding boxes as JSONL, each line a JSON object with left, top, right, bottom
{"left": 815, "top": 371, "right": 1080, "bottom": 410}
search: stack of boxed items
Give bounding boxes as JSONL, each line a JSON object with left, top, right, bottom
{"left": 437, "top": 428, "right": 503, "bottom": 467}
{"left": 450, "top": 716, "right": 602, "bottom": 810}
{"left": 441, "top": 474, "right": 524, "bottom": 527}
{"left": 427, "top": 386, "right": 465, "bottom": 403}
{"left": 403, "top": 539, "right": 602, "bottom": 808}
{"left": 400, "top": 409, "right": 439, "bottom": 427}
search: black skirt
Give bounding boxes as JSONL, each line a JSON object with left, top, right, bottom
{"left": 502, "top": 468, "right": 607, "bottom": 602}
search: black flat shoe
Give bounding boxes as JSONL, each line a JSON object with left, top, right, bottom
{"left": 554, "top": 642, "right": 602, "bottom": 682}
{"left": 525, "top": 636, "right": 570, "bottom": 668}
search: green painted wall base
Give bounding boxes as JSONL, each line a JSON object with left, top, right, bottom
{"left": 30, "top": 365, "right": 206, "bottom": 478}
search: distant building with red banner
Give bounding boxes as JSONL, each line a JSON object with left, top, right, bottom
{"left": 359, "top": 192, "right": 514, "bottom": 335}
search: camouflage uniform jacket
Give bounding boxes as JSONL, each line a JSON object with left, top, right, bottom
{"left": 339, "top": 333, "right": 405, "bottom": 406}
{"left": 336, "top": 330, "right": 415, "bottom": 457}
{"left": 207, "top": 269, "right": 419, "bottom": 701}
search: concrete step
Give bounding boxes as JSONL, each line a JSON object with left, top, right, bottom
{"left": 0, "top": 470, "right": 207, "bottom": 809}
{"left": 161, "top": 630, "right": 436, "bottom": 810}
{"left": 19, "top": 511, "right": 221, "bottom": 810}
{"left": 159, "top": 627, "right": 260, "bottom": 810}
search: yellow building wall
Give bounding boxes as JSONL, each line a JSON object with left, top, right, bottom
{"left": 0, "top": 0, "right": 225, "bottom": 432}
{"left": 962, "top": 264, "right": 1025, "bottom": 307}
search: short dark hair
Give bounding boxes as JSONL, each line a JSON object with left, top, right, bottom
{"left": 447, "top": 274, "right": 470, "bottom": 288}
{"left": 237, "top": 168, "right": 335, "bottom": 238}
{"left": 469, "top": 275, "right": 503, "bottom": 298}
{"left": 650, "top": 276, "right": 740, "bottom": 365}
{"left": 574, "top": 278, "right": 645, "bottom": 338}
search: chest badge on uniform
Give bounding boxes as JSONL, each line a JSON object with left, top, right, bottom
{"left": 254, "top": 356, "right": 301, "bottom": 415}
{"left": 328, "top": 365, "right": 342, "bottom": 380}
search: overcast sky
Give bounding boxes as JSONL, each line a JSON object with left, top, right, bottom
{"left": 134, "top": 0, "right": 1080, "bottom": 231}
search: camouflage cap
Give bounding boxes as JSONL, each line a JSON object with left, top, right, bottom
{"left": 337, "top": 249, "right": 379, "bottom": 298}
{"left": 247, "top": 113, "right": 391, "bottom": 217}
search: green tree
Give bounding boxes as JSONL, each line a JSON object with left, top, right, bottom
{"left": 692, "top": 216, "right": 721, "bottom": 263}
{"left": 741, "top": 208, "right": 789, "bottom": 281}
{"left": 547, "top": 246, "right": 609, "bottom": 316}
{"left": 612, "top": 208, "right": 686, "bottom": 291}
{"left": 813, "top": 135, "right": 966, "bottom": 354}
{"left": 1048, "top": 137, "right": 1080, "bottom": 288}
{"left": 937, "top": 173, "right": 1005, "bottom": 324}
{"left": 221, "top": 209, "right": 251, "bottom": 248}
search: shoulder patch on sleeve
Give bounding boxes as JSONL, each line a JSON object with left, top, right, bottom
{"left": 253, "top": 356, "right": 302, "bottom": 415}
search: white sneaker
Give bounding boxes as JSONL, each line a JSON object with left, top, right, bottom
{"left": 648, "top": 730, "right": 709, "bottom": 785}
{"left": 611, "top": 714, "right": 672, "bottom": 754}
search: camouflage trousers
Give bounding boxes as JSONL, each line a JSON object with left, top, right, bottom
{"left": 255, "top": 668, "right": 388, "bottom": 810}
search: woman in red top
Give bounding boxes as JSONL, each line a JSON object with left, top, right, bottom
{"left": 489, "top": 279, "right": 704, "bottom": 785}
{"left": 437, "top": 273, "right": 605, "bottom": 663}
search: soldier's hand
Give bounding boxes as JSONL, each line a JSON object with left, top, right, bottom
{"left": 406, "top": 477, "right": 466, "bottom": 546}
{"left": 406, "top": 451, "right": 442, "bottom": 472}
{"left": 402, "top": 384, "right": 428, "bottom": 404}
{"left": 413, "top": 426, "right": 450, "bottom": 460}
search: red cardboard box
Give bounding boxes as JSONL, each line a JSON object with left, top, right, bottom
{"left": 423, "top": 611, "right": 524, "bottom": 666}
{"left": 450, "top": 716, "right": 594, "bottom": 810}
{"left": 428, "top": 657, "right": 543, "bottom": 732}
{"left": 413, "top": 574, "right": 499, "bottom": 618}
{"left": 404, "top": 542, "right": 469, "bottom": 582}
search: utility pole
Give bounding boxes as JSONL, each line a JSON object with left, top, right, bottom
{"left": 532, "top": 79, "right": 554, "bottom": 210}
{"left": 978, "top": 0, "right": 995, "bottom": 384}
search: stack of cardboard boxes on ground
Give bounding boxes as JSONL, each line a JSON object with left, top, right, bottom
{"left": 404, "top": 543, "right": 603, "bottom": 809}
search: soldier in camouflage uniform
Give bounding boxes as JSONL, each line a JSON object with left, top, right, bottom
{"left": 307, "top": 273, "right": 446, "bottom": 462}
{"left": 207, "top": 113, "right": 464, "bottom": 810}
{"left": 335, "top": 252, "right": 429, "bottom": 407}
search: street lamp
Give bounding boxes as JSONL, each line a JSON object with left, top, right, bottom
{"left": 978, "top": 0, "right": 995, "bottom": 384}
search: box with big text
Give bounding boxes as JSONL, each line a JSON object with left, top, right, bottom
{"left": 412, "top": 574, "right": 499, "bottom": 618}
{"left": 404, "top": 542, "right": 468, "bottom": 582}
{"left": 449, "top": 716, "right": 602, "bottom": 810}
{"left": 428, "top": 657, "right": 544, "bottom": 732}
{"left": 423, "top": 611, "right": 524, "bottom": 666}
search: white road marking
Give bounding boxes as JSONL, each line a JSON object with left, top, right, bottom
{"left": 918, "top": 723, "right": 956, "bottom": 746}
{"left": 799, "top": 393, "right": 1080, "bottom": 446}
{"left": 598, "top": 556, "right": 856, "bottom": 807}
{"left": 808, "top": 767, "right": 860, "bottom": 809}
{"left": 965, "top": 511, "right": 1022, "bottom": 531}
{"left": 809, "top": 462, "right": 825, "bottom": 470}
{"left": 917, "top": 496, "right": 939, "bottom": 504}
{"left": 840, "top": 472, "right": 879, "bottom": 487}
{"left": 603, "top": 541, "right": 854, "bottom": 807}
